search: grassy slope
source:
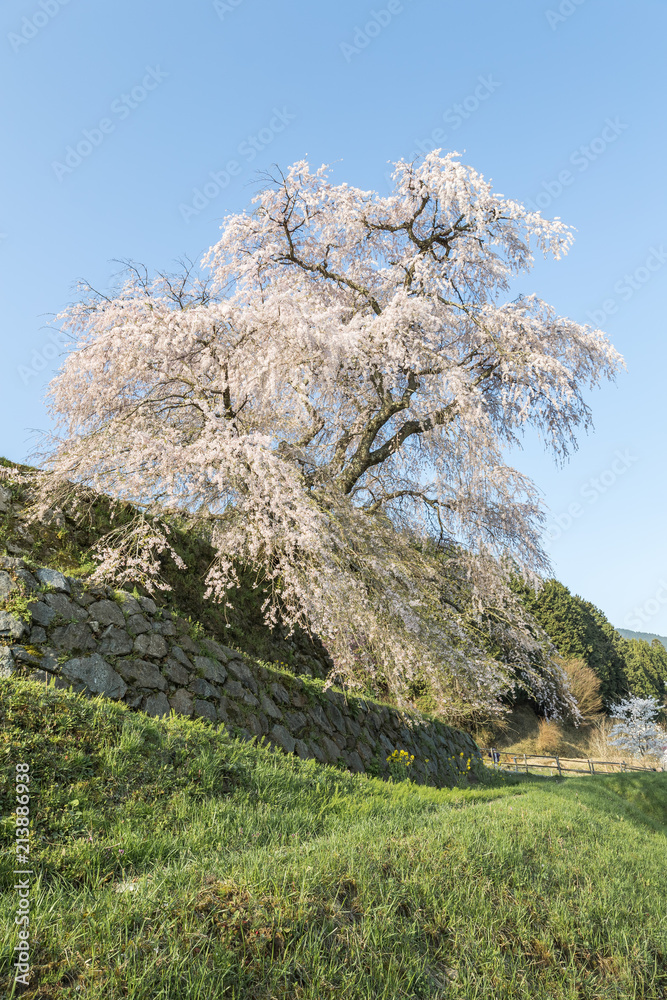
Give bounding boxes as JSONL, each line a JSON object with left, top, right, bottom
{"left": 2, "top": 680, "right": 666, "bottom": 1000}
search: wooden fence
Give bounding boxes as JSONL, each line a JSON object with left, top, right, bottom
{"left": 479, "top": 749, "right": 661, "bottom": 777}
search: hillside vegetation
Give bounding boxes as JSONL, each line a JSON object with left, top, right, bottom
{"left": 2, "top": 457, "right": 667, "bottom": 740}
{"left": 618, "top": 629, "right": 667, "bottom": 651}
{"left": 1, "top": 678, "right": 666, "bottom": 1000}
{"left": 515, "top": 578, "right": 667, "bottom": 715}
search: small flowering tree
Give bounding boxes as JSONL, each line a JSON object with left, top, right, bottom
{"left": 26, "top": 152, "right": 623, "bottom": 720}
{"left": 607, "top": 695, "right": 667, "bottom": 761}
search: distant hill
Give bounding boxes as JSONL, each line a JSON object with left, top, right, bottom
{"left": 617, "top": 628, "right": 667, "bottom": 651}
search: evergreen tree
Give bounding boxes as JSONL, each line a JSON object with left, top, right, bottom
{"left": 620, "top": 638, "right": 667, "bottom": 705}
{"left": 516, "top": 579, "right": 628, "bottom": 707}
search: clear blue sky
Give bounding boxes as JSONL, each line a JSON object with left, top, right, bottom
{"left": 1, "top": 0, "right": 665, "bottom": 633}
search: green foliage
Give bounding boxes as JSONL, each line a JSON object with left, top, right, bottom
{"left": 619, "top": 639, "right": 667, "bottom": 708}
{"left": 514, "top": 579, "right": 667, "bottom": 712}
{"left": 0, "top": 591, "right": 37, "bottom": 624}
{"left": 515, "top": 579, "right": 629, "bottom": 708}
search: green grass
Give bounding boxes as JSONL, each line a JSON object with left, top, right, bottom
{"left": 1, "top": 679, "right": 666, "bottom": 1000}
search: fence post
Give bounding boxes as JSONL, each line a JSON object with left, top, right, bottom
{"left": 555, "top": 755, "right": 562, "bottom": 778}
{"left": 523, "top": 753, "right": 528, "bottom": 774}
{"left": 588, "top": 759, "right": 594, "bottom": 774}
{"left": 513, "top": 756, "right": 518, "bottom": 772}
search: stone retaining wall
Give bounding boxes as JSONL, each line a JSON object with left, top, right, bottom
{"left": 0, "top": 556, "right": 482, "bottom": 786}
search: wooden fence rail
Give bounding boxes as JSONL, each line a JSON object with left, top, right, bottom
{"left": 478, "top": 749, "right": 661, "bottom": 777}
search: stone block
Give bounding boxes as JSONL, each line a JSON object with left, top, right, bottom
{"left": 345, "top": 751, "right": 365, "bottom": 774}
{"left": 138, "top": 596, "right": 158, "bottom": 615}
{"left": 116, "top": 659, "right": 168, "bottom": 691}
{"left": 60, "top": 653, "right": 127, "bottom": 700}
{"left": 224, "top": 679, "right": 245, "bottom": 700}
{"left": 35, "top": 567, "right": 70, "bottom": 593}
{"left": 124, "top": 692, "right": 143, "bottom": 709}
{"left": 269, "top": 724, "right": 296, "bottom": 754}
{"left": 284, "top": 710, "right": 307, "bottom": 733}
{"left": 116, "top": 592, "right": 143, "bottom": 616}
{"left": 133, "top": 633, "right": 168, "bottom": 659}
{"left": 51, "top": 623, "right": 96, "bottom": 652}
{"left": 193, "top": 655, "right": 227, "bottom": 685}
{"left": 247, "top": 714, "right": 265, "bottom": 738}
{"left": 331, "top": 732, "right": 347, "bottom": 751}
{"left": 320, "top": 735, "right": 342, "bottom": 763}
{"left": 295, "top": 739, "right": 310, "bottom": 760}
{"left": 44, "top": 593, "right": 89, "bottom": 622}
{"left": 355, "top": 740, "right": 373, "bottom": 764}
{"left": 326, "top": 703, "right": 347, "bottom": 735}
{"left": 127, "top": 614, "right": 151, "bottom": 635}
{"left": 226, "top": 658, "right": 257, "bottom": 693}
{"left": 87, "top": 599, "right": 126, "bottom": 628}
{"left": 30, "top": 601, "right": 55, "bottom": 627}
{"left": 270, "top": 682, "right": 290, "bottom": 705}
{"left": 29, "top": 626, "right": 47, "bottom": 644}
{"left": 74, "top": 591, "right": 97, "bottom": 608}
{"left": 98, "top": 626, "right": 134, "bottom": 656}
{"left": 38, "top": 648, "right": 59, "bottom": 673}
{"left": 200, "top": 638, "right": 235, "bottom": 662}
{"left": 12, "top": 646, "right": 42, "bottom": 666}
{"left": 290, "top": 689, "right": 308, "bottom": 708}
{"left": 193, "top": 699, "right": 217, "bottom": 723}
{"left": 159, "top": 621, "right": 176, "bottom": 637}
{"left": 259, "top": 693, "right": 282, "bottom": 719}
{"left": 378, "top": 733, "right": 395, "bottom": 754}
{"left": 307, "top": 741, "right": 328, "bottom": 764}
{"left": 308, "top": 703, "right": 333, "bottom": 734}
{"left": 0, "top": 555, "right": 23, "bottom": 570}
{"left": 0, "top": 571, "right": 17, "bottom": 598}
{"left": 169, "top": 645, "right": 193, "bottom": 669}
{"left": 217, "top": 697, "right": 230, "bottom": 722}
{"left": 162, "top": 657, "right": 191, "bottom": 686}
{"left": 0, "top": 647, "right": 15, "bottom": 677}
{"left": 15, "top": 569, "right": 38, "bottom": 592}
{"left": 189, "top": 676, "right": 220, "bottom": 699}
{"left": 176, "top": 634, "right": 200, "bottom": 655}
{"left": 169, "top": 688, "right": 194, "bottom": 717}
{"left": 144, "top": 692, "right": 170, "bottom": 718}
{"left": 345, "top": 716, "right": 362, "bottom": 739}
